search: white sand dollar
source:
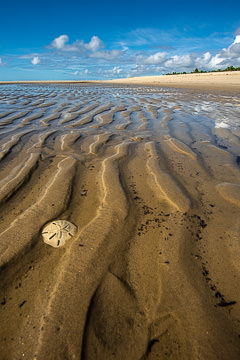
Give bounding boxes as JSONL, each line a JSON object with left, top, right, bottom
{"left": 42, "top": 220, "right": 77, "bottom": 248}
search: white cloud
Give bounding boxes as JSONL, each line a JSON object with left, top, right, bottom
{"left": 233, "top": 35, "right": 240, "bottom": 44}
{"left": 51, "top": 35, "right": 69, "bottom": 50}
{"left": 0, "top": 58, "right": 2, "bottom": 65}
{"left": 9, "top": 28, "right": 240, "bottom": 80}
{"left": 202, "top": 34, "right": 240, "bottom": 69}
{"left": 127, "top": 64, "right": 151, "bottom": 76}
{"left": 203, "top": 52, "right": 211, "bottom": 62}
{"left": 112, "top": 66, "right": 122, "bottom": 74}
{"left": 85, "top": 36, "right": 102, "bottom": 51}
{"left": 105, "top": 66, "right": 123, "bottom": 74}
{"left": 136, "top": 51, "right": 166, "bottom": 65}
{"left": 126, "top": 28, "right": 240, "bottom": 74}
{"left": 155, "top": 66, "right": 165, "bottom": 73}
{"left": 207, "top": 54, "right": 223, "bottom": 68}
{"left": 90, "top": 49, "right": 122, "bottom": 60}
{"left": 145, "top": 52, "right": 166, "bottom": 64}
{"left": 50, "top": 34, "right": 103, "bottom": 53}
{"left": 165, "top": 54, "right": 193, "bottom": 68}
{"left": 195, "top": 52, "right": 212, "bottom": 68}
{"left": 31, "top": 56, "right": 40, "bottom": 65}
{"left": 220, "top": 35, "right": 240, "bottom": 59}
{"left": 221, "top": 36, "right": 238, "bottom": 58}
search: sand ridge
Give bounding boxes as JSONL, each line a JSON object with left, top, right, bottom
{"left": 0, "top": 84, "right": 240, "bottom": 359}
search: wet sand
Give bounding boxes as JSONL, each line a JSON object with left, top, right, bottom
{"left": 0, "top": 83, "right": 240, "bottom": 359}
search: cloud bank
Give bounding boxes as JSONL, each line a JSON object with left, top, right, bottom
{"left": 1, "top": 28, "right": 240, "bottom": 79}
{"left": 133, "top": 33, "right": 240, "bottom": 75}
{"left": 48, "top": 30, "right": 240, "bottom": 77}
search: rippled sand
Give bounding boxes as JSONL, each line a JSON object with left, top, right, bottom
{"left": 0, "top": 84, "right": 240, "bottom": 359}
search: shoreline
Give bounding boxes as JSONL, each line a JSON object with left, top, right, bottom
{"left": 0, "top": 71, "right": 240, "bottom": 92}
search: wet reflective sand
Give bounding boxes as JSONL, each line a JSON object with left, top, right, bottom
{"left": 0, "top": 84, "right": 240, "bottom": 359}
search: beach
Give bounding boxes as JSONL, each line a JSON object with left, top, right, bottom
{"left": 105, "top": 71, "right": 240, "bottom": 91}
{"left": 0, "top": 75, "right": 240, "bottom": 359}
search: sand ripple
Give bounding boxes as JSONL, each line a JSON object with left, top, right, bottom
{"left": 0, "top": 84, "right": 240, "bottom": 359}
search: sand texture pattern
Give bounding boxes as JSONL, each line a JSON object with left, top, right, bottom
{"left": 0, "top": 83, "right": 240, "bottom": 359}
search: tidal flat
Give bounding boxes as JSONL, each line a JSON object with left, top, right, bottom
{"left": 0, "top": 83, "right": 240, "bottom": 359}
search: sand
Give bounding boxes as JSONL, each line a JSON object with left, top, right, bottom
{"left": 0, "top": 81, "right": 240, "bottom": 359}
{"left": 1, "top": 70, "right": 240, "bottom": 92}
{"left": 105, "top": 71, "right": 240, "bottom": 91}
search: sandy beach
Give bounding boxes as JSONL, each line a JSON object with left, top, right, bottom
{"left": 0, "top": 77, "right": 240, "bottom": 359}
{"left": 105, "top": 71, "right": 240, "bottom": 91}
{"left": 1, "top": 71, "right": 240, "bottom": 92}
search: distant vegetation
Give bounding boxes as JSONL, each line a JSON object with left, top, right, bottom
{"left": 165, "top": 65, "right": 240, "bottom": 75}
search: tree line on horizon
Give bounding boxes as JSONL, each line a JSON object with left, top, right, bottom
{"left": 165, "top": 65, "right": 240, "bottom": 75}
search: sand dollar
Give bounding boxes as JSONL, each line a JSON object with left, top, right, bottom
{"left": 42, "top": 220, "right": 77, "bottom": 248}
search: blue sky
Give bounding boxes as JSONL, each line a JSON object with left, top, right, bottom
{"left": 0, "top": 0, "right": 240, "bottom": 80}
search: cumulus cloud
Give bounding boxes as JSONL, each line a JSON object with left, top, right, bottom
{"left": 0, "top": 58, "right": 2, "bottom": 65}
{"left": 195, "top": 52, "right": 212, "bottom": 68}
{"left": 165, "top": 54, "right": 193, "bottom": 68}
{"left": 50, "top": 34, "right": 103, "bottom": 53}
{"left": 137, "top": 52, "right": 166, "bottom": 65}
{"left": 233, "top": 35, "right": 240, "bottom": 44}
{"left": 10, "top": 28, "right": 240, "bottom": 80}
{"left": 128, "top": 29, "right": 240, "bottom": 74}
{"left": 220, "top": 35, "right": 240, "bottom": 58}
{"left": 31, "top": 56, "right": 40, "bottom": 65}
{"left": 207, "top": 54, "right": 223, "bottom": 68}
{"left": 202, "top": 52, "right": 211, "bottom": 63}
{"left": 145, "top": 52, "right": 166, "bottom": 64}
{"left": 155, "top": 33, "right": 240, "bottom": 72}
{"left": 85, "top": 36, "right": 102, "bottom": 51}
{"left": 51, "top": 35, "right": 69, "bottom": 49}
{"left": 204, "top": 34, "right": 240, "bottom": 68}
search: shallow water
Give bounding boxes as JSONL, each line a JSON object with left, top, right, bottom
{"left": 0, "top": 84, "right": 239, "bottom": 156}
